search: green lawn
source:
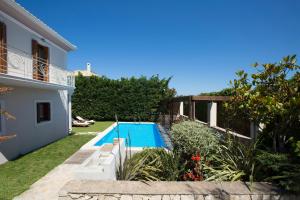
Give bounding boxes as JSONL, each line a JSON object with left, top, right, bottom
{"left": 0, "top": 134, "right": 94, "bottom": 200}
{"left": 72, "top": 121, "right": 114, "bottom": 133}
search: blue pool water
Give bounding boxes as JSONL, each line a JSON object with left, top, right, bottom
{"left": 94, "top": 123, "right": 166, "bottom": 147}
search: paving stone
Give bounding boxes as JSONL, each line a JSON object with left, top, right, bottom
{"left": 204, "top": 195, "right": 220, "bottom": 200}
{"left": 271, "top": 195, "right": 280, "bottom": 200}
{"left": 78, "top": 195, "right": 93, "bottom": 200}
{"left": 194, "top": 195, "right": 204, "bottom": 200}
{"left": 65, "top": 150, "right": 96, "bottom": 164}
{"left": 120, "top": 195, "right": 134, "bottom": 200}
{"left": 59, "top": 197, "right": 73, "bottom": 200}
{"left": 239, "top": 195, "right": 251, "bottom": 200}
{"left": 169, "top": 195, "right": 180, "bottom": 200}
{"left": 70, "top": 193, "right": 84, "bottom": 199}
{"left": 229, "top": 195, "right": 239, "bottom": 200}
{"left": 181, "top": 195, "right": 195, "bottom": 200}
{"left": 262, "top": 195, "right": 271, "bottom": 200}
{"left": 162, "top": 195, "right": 170, "bottom": 200}
{"left": 149, "top": 195, "right": 162, "bottom": 200}
{"left": 98, "top": 195, "right": 105, "bottom": 200}
{"left": 250, "top": 195, "right": 263, "bottom": 200}
{"left": 90, "top": 196, "right": 99, "bottom": 200}
{"left": 104, "top": 195, "right": 120, "bottom": 200}
{"left": 132, "top": 195, "right": 143, "bottom": 200}
{"left": 133, "top": 195, "right": 149, "bottom": 200}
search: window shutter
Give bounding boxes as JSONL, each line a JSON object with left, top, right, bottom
{"left": 32, "top": 40, "right": 38, "bottom": 80}
{"left": 44, "top": 46, "right": 49, "bottom": 82}
{"left": 0, "top": 22, "right": 7, "bottom": 74}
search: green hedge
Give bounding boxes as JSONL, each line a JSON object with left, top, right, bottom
{"left": 72, "top": 75, "right": 175, "bottom": 121}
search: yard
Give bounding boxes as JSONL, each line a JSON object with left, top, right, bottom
{"left": 0, "top": 121, "right": 112, "bottom": 200}
{"left": 72, "top": 121, "right": 114, "bottom": 133}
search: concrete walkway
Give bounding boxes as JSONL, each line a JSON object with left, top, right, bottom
{"left": 14, "top": 150, "right": 96, "bottom": 200}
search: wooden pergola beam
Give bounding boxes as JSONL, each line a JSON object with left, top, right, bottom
{"left": 192, "top": 95, "right": 231, "bottom": 101}
{"left": 172, "top": 95, "right": 231, "bottom": 102}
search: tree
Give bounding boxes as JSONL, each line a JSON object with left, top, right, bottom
{"left": 224, "top": 55, "right": 300, "bottom": 152}
{"left": 72, "top": 75, "right": 176, "bottom": 121}
{"left": 0, "top": 86, "right": 16, "bottom": 142}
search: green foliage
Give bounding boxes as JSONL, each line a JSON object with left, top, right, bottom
{"left": 256, "top": 151, "right": 300, "bottom": 192}
{"left": 225, "top": 55, "right": 300, "bottom": 152}
{"left": 117, "top": 149, "right": 179, "bottom": 181}
{"left": 72, "top": 75, "right": 176, "bottom": 121}
{"left": 288, "top": 137, "right": 300, "bottom": 157}
{"left": 171, "top": 121, "right": 221, "bottom": 161}
{"left": 199, "top": 88, "right": 235, "bottom": 96}
{"left": 204, "top": 136, "right": 257, "bottom": 182}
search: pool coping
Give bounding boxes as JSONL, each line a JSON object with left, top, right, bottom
{"left": 80, "top": 122, "right": 169, "bottom": 152}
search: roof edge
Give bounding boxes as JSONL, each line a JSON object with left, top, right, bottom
{"left": 3, "top": 0, "right": 76, "bottom": 51}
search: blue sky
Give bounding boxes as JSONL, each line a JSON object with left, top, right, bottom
{"left": 17, "top": 0, "right": 300, "bottom": 95}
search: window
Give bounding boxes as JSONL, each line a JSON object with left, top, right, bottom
{"left": 36, "top": 102, "right": 51, "bottom": 124}
{"left": 0, "top": 21, "right": 7, "bottom": 74}
{"left": 32, "top": 40, "right": 49, "bottom": 81}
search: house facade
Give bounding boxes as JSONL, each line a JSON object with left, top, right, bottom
{"left": 0, "top": 0, "right": 76, "bottom": 164}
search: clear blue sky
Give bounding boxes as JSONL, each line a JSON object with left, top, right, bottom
{"left": 17, "top": 0, "right": 300, "bottom": 95}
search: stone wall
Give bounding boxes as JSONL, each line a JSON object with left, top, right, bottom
{"left": 59, "top": 181, "right": 299, "bottom": 200}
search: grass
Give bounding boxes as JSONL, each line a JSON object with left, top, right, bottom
{"left": 72, "top": 121, "right": 114, "bottom": 133}
{"left": 0, "top": 134, "right": 94, "bottom": 200}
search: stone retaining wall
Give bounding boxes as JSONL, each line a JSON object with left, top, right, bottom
{"left": 59, "top": 181, "right": 298, "bottom": 200}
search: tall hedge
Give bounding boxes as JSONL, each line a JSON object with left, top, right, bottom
{"left": 72, "top": 74, "right": 175, "bottom": 121}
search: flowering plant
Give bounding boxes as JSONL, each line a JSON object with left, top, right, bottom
{"left": 182, "top": 152, "right": 206, "bottom": 181}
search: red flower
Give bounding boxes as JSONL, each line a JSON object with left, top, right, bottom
{"left": 191, "top": 153, "right": 201, "bottom": 162}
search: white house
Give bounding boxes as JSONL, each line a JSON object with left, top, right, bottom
{"left": 0, "top": 0, "right": 76, "bottom": 164}
{"left": 74, "top": 63, "right": 98, "bottom": 77}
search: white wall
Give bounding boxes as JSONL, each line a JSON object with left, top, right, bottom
{"left": 0, "top": 85, "right": 69, "bottom": 164}
{"left": 0, "top": 11, "right": 68, "bottom": 70}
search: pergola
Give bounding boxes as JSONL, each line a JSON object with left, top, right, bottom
{"left": 169, "top": 95, "right": 257, "bottom": 140}
{"left": 169, "top": 95, "right": 230, "bottom": 127}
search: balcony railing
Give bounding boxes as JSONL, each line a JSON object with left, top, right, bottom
{"left": 0, "top": 44, "right": 75, "bottom": 88}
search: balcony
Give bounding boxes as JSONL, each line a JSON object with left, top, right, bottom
{"left": 0, "top": 44, "right": 75, "bottom": 89}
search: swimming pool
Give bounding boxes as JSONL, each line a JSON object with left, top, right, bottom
{"left": 94, "top": 123, "right": 166, "bottom": 148}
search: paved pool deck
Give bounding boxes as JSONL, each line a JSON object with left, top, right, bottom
{"left": 13, "top": 123, "right": 171, "bottom": 200}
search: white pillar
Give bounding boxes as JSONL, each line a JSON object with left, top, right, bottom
{"left": 250, "top": 122, "right": 264, "bottom": 139}
{"left": 192, "top": 101, "right": 196, "bottom": 120}
{"left": 68, "top": 92, "right": 73, "bottom": 132}
{"left": 207, "top": 102, "right": 217, "bottom": 127}
{"left": 179, "top": 101, "right": 184, "bottom": 116}
{"left": 250, "top": 122, "right": 258, "bottom": 139}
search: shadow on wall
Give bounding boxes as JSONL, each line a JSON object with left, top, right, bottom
{"left": 0, "top": 87, "right": 69, "bottom": 164}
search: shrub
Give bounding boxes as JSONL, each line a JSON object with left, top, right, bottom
{"left": 72, "top": 75, "right": 176, "bottom": 121}
{"left": 256, "top": 151, "right": 300, "bottom": 192}
{"left": 171, "top": 121, "right": 221, "bottom": 160}
{"left": 204, "top": 136, "right": 258, "bottom": 182}
{"left": 117, "top": 149, "right": 179, "bottom": 181}
{"left": 224, "top": 55, "right": 300, "bottom": 152}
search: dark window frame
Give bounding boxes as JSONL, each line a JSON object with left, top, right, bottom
{"left": 36, "top": 102, "right": 51, "bottom": 124}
